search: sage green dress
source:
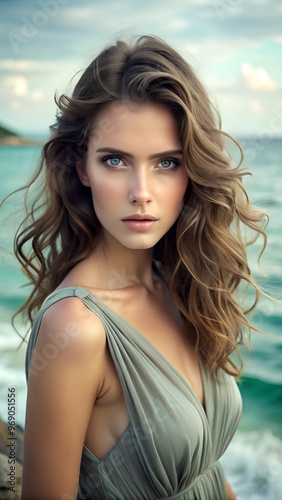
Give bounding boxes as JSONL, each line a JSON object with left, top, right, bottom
{"left": 25, "top": 286, "right": 242, "bottom": 499}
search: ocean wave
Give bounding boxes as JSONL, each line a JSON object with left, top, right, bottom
{"left": 253, "top": 198, "right": 281, "bottom": 208}
{"left": 0, "top": 291, "right": 29, "bottom": 314}
{"left": 252, "top": 312, "right": 282, "bottom": 329}
{"left": 221, "top": 430, "right": 282, "bottom": 499}
{"left": 237, "top": 375, "right": 282, "bottom": 440}
{"left": 239, "top": 374, "right": 282, "bottom": 401}
{"left": 0, "top": 321, "right": 29, "bottom": 351}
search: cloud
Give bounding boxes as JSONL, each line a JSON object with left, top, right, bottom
{"left": 4, "top": 75, "right": 28, "bottom": 96}
{"left": 241, "top": 63, "right": 277, "bottom": 91}
{"left": 0, "top": 58, "right": 77, "bottom": 76}
{"left": 1, "top": 0, "right": 282, "bottom": 62}
{"left": 0, "top": 59, "right": 43, "bottom": 71}
{"left": 249, "top": 100, "right": 264, "bottom": 113}
{"left": 2, "top": 75, "right": 44, "bottom": 100}
{"left": 0, "top": 0, "right": 281, "bottom": 135}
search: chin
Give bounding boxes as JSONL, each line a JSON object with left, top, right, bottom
{"left": 122, "top": 241, "right": 156, "bottom": 251}
{"left": 116, "top": 235, "right": 161, "bottom": 251}
{"left": 102, "top": 229, "right": 166, "bottom": 251}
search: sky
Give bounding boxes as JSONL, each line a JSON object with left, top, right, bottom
{"left": 0, "top": 0, "right": 281, "bottom": 138}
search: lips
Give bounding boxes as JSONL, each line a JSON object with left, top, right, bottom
{"left": 122, "top": 214, "right": 158, "bottom": 221}
{"left": 121, "top": 215, "right": 158, "bottom": 232}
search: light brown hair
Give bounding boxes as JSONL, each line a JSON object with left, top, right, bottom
{"left": 11, "top": 35, "right": 267, "bottom": 377}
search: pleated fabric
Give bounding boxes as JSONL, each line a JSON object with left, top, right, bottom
{"left": 26, "top": 286, "right": 242, "bottom": 500}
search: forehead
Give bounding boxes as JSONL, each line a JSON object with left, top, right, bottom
{"left": 88, "top": 101, "right": 181, "bottom": 151}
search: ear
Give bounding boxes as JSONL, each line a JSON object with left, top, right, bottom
{"left": 76, "top": 160, "right": 90, "bottom": 187}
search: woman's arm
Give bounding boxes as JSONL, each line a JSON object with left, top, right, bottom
{"left": 22, "top": 297, "right": 106, "bottom": 500}
{"left": 225, "top": 477, "right": 236, "bottom": 500}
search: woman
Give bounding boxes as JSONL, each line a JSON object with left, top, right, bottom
{"left": 17, "top": 36, "right": 266, "bottom": 499}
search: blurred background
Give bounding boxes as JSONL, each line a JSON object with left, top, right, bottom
{"left": 0, "top": 1, "right": 281, "bottom": 498}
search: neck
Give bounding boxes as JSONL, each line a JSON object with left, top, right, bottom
{"left": 87, "top": 235, "right": 156, "bottom": 292}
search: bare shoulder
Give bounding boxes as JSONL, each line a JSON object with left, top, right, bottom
{"left": 35, "top": 295, "right": 107, "bottom": 360}
{"left": 23, "top": 296, "right": 107, "bottom": 499}
{"left": 28, "top": 295, "right": 108, "bottom": 384}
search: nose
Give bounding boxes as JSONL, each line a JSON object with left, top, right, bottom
{"left": 128, "top": 169, "right": 153, "bottom": 205}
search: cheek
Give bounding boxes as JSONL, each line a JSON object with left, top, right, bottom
{"left": 175, "top": 178, "right": 188, "bottom": 217}
{"left": 170, "top": 177, "right": 189, "bottom": 213}
{"left": 90, "top": 177, "right": 124, "bottom": 212}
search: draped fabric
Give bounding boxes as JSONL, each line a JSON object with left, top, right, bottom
{"left": 26, "top": 286, "right": 242, "bottom": 500}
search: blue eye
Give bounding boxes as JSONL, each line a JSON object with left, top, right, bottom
{"left": 158, "top": 159, "right": 179, "bottom": 169}
{"left": 104, "top": 156, "right": 125, "bottom": 167}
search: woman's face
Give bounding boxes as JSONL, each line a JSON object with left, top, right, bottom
{"left": 77, "top": 101, "right": 189, "bottom": 251}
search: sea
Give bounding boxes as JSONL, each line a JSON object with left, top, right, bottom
{"left": 0, "top": 138, "right": 281, "bottom": 499}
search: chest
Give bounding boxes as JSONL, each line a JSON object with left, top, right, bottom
{"left": 102, "top": 291, "right": 204, "bottom": 407}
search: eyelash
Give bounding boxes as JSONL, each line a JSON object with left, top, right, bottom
{"left": 101, "top": 156, "right": 181, "bottom": 170}
{"left": 102, "top": 156, "right": 126, "bottom": 168}
{"left": 158, "top": 158, "right": 180, "bottom": 169}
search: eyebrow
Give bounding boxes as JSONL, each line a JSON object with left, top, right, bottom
{"left": 95, "top": 147, "right": 183, "bottom": 159}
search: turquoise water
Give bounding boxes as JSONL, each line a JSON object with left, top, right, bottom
{"left": 0, "top": 141, "right": 281, "bottom": 498}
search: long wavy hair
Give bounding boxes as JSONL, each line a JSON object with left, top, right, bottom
{"left": 11, "top": 35, "right": 267, "bottom": 377}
